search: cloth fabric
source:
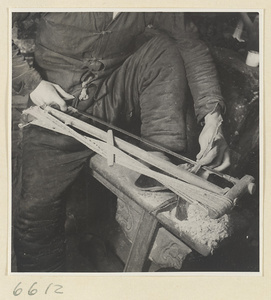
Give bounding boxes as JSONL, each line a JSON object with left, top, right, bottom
{"left": 14, "top": 32, "right": 189, "bottom": 272}
{"left": 14, "top": 126, "right": 92, "bottom": 272}
{"left": 13, "top": 12, "right": 225, "bottom": 122}
{"left": 12, "top": 43, "right": 42, "bottom": 96}
{"left": 13, "top": 12, "right": 225, "bottom": 272}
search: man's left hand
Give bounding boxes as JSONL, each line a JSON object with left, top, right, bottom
{"left": 196, "top": 110, "right": 230, "bottom": 171}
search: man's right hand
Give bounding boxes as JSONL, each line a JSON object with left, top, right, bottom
{"left": 30, "top": 80, "right": 74, "bottom": 111}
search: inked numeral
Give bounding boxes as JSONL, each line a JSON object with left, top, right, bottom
{"left": 13, "top": 282, "right": 22, "bottom": 296}
{"left": 13, "top": 282, "right": 63, "bottom": 296}
{"left": 54, "top": 285, "right": 64, "bottom": 294}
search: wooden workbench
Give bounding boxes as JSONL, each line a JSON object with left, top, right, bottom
{"left": 89, "top": 154, "right": 250, "bottom": 272}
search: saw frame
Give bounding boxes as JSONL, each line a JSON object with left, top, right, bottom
{"left": 19, "top": 105, "right": 256, "bottom": 219}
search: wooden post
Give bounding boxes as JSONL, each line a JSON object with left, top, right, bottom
{"left": 107, "top": 130, "right": 115, "bottom": 166}
{"left": 124, "top": 211, "right": 159, "bottom": 272}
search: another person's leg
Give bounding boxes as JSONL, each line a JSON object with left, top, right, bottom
{"left": 14, "top": 126, "right": 92, "bottom": 272}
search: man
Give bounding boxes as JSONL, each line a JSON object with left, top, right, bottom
{"left": 12, "top": 12, "right": 230, "bottom": 272}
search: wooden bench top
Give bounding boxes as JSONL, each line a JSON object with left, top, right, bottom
{"left": 89, "top": 154, "right": 249, "bottom": 257}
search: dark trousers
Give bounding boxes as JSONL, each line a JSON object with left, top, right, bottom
{"left": 14, "top": 34, "right": 188, "bottom": 272}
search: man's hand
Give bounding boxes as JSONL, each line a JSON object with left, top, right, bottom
{"left": 196, "top": 109, "right": 230, "bottom": 171}
{"left": 30, "top": 80, "right": 74, "bottom": 111}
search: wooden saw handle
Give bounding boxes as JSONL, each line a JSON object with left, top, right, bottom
{"left": 225, "top": 175, "right": 256, "bottom": 201}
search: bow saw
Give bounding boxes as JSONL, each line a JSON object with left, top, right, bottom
{"left": 19, "top": 105, "right": 256, "bottom": 219}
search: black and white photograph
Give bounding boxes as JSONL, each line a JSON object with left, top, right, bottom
{"left": 11, "top": 11, "right": 261, "bottom": 275}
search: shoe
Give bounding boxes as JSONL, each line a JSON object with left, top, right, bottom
{"left": 134, "top": 174, "right": 168, "bottom": 192}
{"left": 134, "top": 151, "right": 170, "bottom": 192}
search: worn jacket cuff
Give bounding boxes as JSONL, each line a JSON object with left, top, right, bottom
{"left": 195, "top": 98, "right": 226, "bottom": 124}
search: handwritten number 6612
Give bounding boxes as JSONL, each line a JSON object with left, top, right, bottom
{"left": 13, "top": 282, "right": 63, "bottom": 296}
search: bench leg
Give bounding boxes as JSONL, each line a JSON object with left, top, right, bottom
{"left": 124, "top": 211, "right": 158, "bottom": 272}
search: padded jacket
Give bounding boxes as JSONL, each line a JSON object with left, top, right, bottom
{"left": 12, "top": 12, "right": 225, "bottom": 122}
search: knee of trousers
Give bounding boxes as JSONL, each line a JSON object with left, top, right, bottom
{"left": 23, "top": 125, "right": 89, "bottom": 152}
{"left": 138, "top": 35, "right": 188, "bottom": 153}
{"left": 144, "top": 33, "right": 176, "bottom": 49}
{"left": 139, "top": 33, "right": 185, "bottom": 66}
